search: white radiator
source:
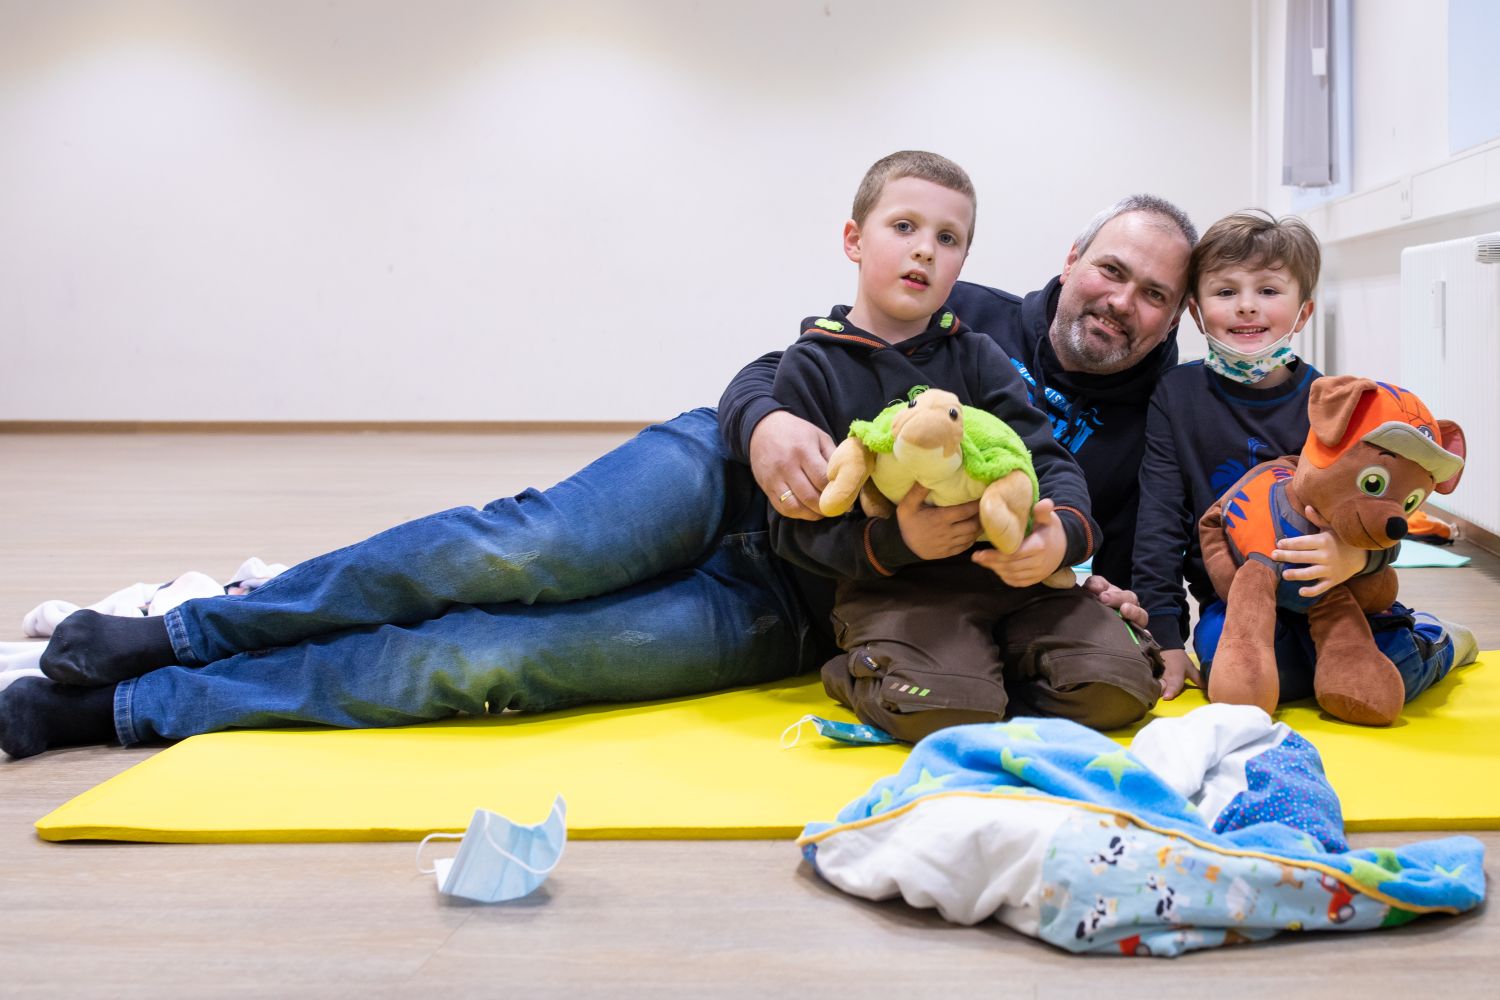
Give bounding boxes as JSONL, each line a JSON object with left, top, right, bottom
{"left": 1399, "top": 234, "right": 1500, "bottom": 536}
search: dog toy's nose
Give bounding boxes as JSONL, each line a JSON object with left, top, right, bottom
{"left": 1386, "top": 516, "right": 1408, "bottom": 541}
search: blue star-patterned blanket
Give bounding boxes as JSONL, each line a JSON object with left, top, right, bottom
{"left": 797, "top": 706, "right": 1485, "bottom": 957}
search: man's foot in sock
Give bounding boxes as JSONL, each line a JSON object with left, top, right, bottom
{"left": 40, "top": 610, "right": 177, "bottom": 686}
{"left": 0, "top": 677, "right": 117, "bottom": 759}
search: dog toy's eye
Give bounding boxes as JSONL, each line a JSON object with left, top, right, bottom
{"left": 948, "top": 408, "right": 959, "bottom": 420}
{"left": 1403, "top": 489, "right": 1427, "bottom": 514}
{"left": 1356, "top": 466, "right": 1390, "bottom": 497}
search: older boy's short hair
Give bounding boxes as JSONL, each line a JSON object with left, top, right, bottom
{"left": 851, "top": 151, "right": 977, "bottom": 245}
{"left": 1190, "top": 210, "right": 1321, "bottom": 300}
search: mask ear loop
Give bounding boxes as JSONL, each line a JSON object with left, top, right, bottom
{"left": 415, "top": 832, "right": 464, "bottom": 874}
{"left": 781, "top": 715, "right": 817, "bottom": 749}
{"left": 415, "top": 798, "right": 568, "bottom": 877}
{"left": 477, "top": 799, "right": 568, "bottom": 877}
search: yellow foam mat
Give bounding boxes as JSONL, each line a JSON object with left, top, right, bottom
{"left": 35, "top": 653, "right": 1499, "bottom": 843}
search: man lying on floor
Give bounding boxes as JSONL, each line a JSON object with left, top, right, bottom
{"left": 5, "top": 188, "right": 1205, "bottom": 759}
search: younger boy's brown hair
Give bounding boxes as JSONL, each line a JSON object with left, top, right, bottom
{"left": 1189, "top": 210, "right": 1321, "bottom": 300}
{"left": 851, "top": 150, "right": 977, "bottom": 246}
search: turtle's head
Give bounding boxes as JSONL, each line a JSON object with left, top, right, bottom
{"left": 891, "top": 389, "right": 965, "bottom": 477}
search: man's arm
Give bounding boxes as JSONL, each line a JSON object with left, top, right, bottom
{"left": 718, "top": 351, "right": 786, "bottom": 462}
{"left": 762, "top": 347, "right": 958, "bottom": 578}
{"left": 717, "top": 349, "right": 834, "bottom": 521}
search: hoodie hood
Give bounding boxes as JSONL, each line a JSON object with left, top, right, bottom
{"left": 796, "top": 305, "right": 967, "bottom": 357}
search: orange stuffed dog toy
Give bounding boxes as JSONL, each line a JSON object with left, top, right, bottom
{"left": 1199, "top": 376, "right": 1466, "bottom": 726}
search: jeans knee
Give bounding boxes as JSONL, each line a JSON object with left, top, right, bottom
{"left": 652, "top": 409, "right": 729, "bottom": 465}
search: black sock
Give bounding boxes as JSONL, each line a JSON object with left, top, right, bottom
{"left": 40, "top": 610, "right": 177, "bottom": 686}
{"left": 0, "top": 677, "right": 117, "bottom": 759}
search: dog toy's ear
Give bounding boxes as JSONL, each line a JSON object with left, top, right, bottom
{"left": 1307, "top": 375, "right": 1379, "bottom": 450}
{"left": 1434, "top": 419, "right": 1466, "bottom": 495}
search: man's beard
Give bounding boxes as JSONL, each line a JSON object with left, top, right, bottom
{"left": 1051, "top": 309, "right": 1136, "bottom": 375}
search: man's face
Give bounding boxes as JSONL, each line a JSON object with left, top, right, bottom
{"left": 1049, "top": 212, "right": 1191, "bottom": 375}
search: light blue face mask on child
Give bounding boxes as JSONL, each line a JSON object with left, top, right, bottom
{"left": 1203, "top": 331, "right": 1296, "bottom": 384}
{"left": 417, "top": 795, "right": 567, "bottom": 903}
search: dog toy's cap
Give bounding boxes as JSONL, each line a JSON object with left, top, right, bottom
{"left": 1304, "top": 381, "right": 1464, "bottom": 483}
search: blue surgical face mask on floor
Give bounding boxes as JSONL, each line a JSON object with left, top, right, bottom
{"left": 417, "top": 795, "right": 567, "bottom": 903}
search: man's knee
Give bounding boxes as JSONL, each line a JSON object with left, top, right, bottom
{"left": 647, "top": 408, "right": 730, "bottom": 464}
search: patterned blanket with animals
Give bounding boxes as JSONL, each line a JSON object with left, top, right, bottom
{"left": 797, "top": 705, "right": 1485, "bottom": 957}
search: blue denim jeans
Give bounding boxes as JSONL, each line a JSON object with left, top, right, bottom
{"left": 115, "top": 409, "right": 816, "bottom": 742}
{"left": 1193, "top": 598, "right": 1454, "bottom": 704}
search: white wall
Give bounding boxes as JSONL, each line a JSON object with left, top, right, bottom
{"left": 1254, "top": 0, "right": 1500, "bottom": 380}
{"left": 1, "top": 0, "right": 1254, "bottom": 423}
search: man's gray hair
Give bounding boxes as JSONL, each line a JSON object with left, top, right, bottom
{"left": 1074, "top": 194, "right": 1198, "bottom": 256}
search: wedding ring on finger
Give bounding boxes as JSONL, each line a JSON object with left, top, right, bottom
{"left": 778, "top": 489, "right": 796, "bottom": 504}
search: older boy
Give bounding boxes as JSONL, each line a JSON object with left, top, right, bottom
{"left": 768, "top": 151, "right": 1160, "bottom": 740}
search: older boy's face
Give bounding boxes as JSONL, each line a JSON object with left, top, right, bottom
{"left": 1050, "top": 212, "right": 1191, "bottom": 375}
{"left": 844, "top": 176, "right": 972, "bottom": 333}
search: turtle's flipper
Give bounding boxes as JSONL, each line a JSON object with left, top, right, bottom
{"left": 820, "top": 437, "right": 876, "bottom": 516}
{"left": 978, "top": 470, "right": 1034, "bottom": 552}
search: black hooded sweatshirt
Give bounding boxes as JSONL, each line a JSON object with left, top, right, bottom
{"left": 761, "top": 304, "right": 1098, "bottom": 643}
{"left": 719, "top": 277, "right": 1178, "bottom": 589}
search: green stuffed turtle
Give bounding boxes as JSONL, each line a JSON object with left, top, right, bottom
{"left": 820, "top": 386, "right": 1072, "bottom": 588}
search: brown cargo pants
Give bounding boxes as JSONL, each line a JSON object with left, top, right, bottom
{"left": 822, "top": 562, "right": 1163, "bottom": 744}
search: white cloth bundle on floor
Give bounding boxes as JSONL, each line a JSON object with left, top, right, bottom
{"left": 1, "top": 559, "right": 286, "bottom": 692}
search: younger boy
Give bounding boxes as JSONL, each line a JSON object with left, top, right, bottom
{"left": 769, "top": 151, "right": 1161, "bottom": 742}
{"left": 1132, "top": 210, "right": 1474, "bottom": 703}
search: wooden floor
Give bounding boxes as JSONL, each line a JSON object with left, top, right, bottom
{"left": 1, "top": 431, "right": 1496, "bottom": 998}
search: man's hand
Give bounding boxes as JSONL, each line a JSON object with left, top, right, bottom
{"left": 749, "top": 411, "right": 836, "bottom": 521}
{"left": 1080, "top": 574, "right": 1149, "bottom": 630}
{"left": 972, "top": 498, "right": 1067, "bottom": 587}
{"left": 896, "top": 485, "right": 983, "bottom": 560}
{"left": 1158, "top": 648, "right": 1202, "bottom": 700}
{"left": 1272, "top": 512, "right": 1367, "bottom": 598}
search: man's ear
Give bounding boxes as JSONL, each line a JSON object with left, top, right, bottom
{"left": 1182, "top": 295, "right": 1200, "bottom": 332}
{"left": 1059, "top": 242, "right": 1082, "bottom": 284}
{"left": 843, "top": 220, "right": 862, "bottom": 264}
{"left": 1307, "top": 375, "right": 1378, "bottom": 449}
{"left": 1292, "top": 298, "right": 1316, "bottom": 334}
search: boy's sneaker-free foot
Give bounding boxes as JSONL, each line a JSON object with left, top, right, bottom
{"left": 1413, "top": 612, "right": 1479, "bottom": 669}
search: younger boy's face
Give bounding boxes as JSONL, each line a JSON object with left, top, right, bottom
{"left": 844, "top": 176, "right": 972, "bottom": 333}
{"left": 1191, "top": 263, "right": 1314, "bottom": 352}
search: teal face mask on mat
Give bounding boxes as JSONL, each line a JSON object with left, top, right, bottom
{"left": 417, "top": 795, "right": 567, "bottom": 903}
{"left": 781, "top": 714, "right": 899, "bottom": 747}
